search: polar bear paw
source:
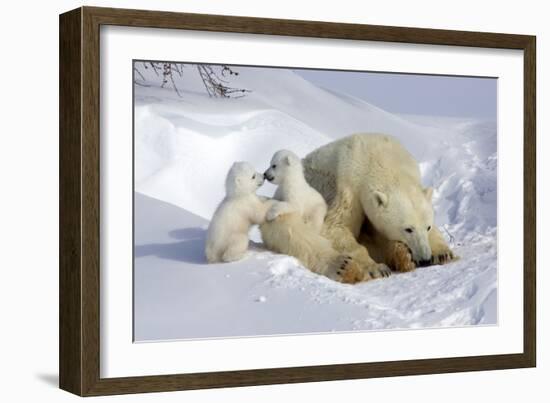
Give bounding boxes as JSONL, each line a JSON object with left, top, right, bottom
{"left": 266, "top": 208, "right": 281, "bottom": 222}
{"left": 392, "top": 242, "right": 416, "bottom": 272}
{"left": 334, "top": 255, "right": 364, "bottom": 284}
{"left": 363, "top": 262, "right": 392, "bottom": 280}
{"left": 430, "top": 250, "right": 458, "bottom": 265}
{"left": 266, "top": 203, "right": 294, "bottom": 222}
{"left": 326, "top": 256, "right": 391, "bottom": 283}
{"left": 429, "top": 234, "right": 459, "bottom": 265}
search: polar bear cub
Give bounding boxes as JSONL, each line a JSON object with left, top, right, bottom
{"left": 264, "top": 150, "right": 327, "bottom": 233}
{"left": 205, "top": 162, "right": 273, "bottom": 263}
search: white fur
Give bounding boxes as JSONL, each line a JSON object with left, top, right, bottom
{"left": 261, "top": 134, "right": 453, "bottom": 283}
{"left": 205, "top": 162, "right": 274, "bottom": 263}
{"left": 264, "top": 150, "right": 327, "bottom": 233}
{"left": 305, "top": 134, "right": 435, "bottom": 262}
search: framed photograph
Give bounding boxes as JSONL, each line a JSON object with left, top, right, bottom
{"left": 59, "top": 6, "right": 536, "bottom": 396}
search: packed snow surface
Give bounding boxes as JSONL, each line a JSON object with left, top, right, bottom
{"left": 133, "top": 64, "right": 497, "bottom": 341}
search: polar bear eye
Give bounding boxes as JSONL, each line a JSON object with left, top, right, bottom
{"left": 427, "top": 226, "right": 432, "bottom": 231}
{"left": 272, "top": 164, "right": 277, "bottom": 169}
{"left": 252, "top": 174, "right": 256, "bottom": 179}
{"left": 405, "top": 227, "right": 414, "bottom": 233}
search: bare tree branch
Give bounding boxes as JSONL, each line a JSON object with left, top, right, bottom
{"left": 196, "top": 64, "right": 250, "bottom": 98}
{"left": 133, "top": 62, "right": 250, "bottom": 98}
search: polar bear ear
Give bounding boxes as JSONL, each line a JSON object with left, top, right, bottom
{"left": 374, "top": 191, "right": 388, "bottom": 208}
{"left": 424, "top": 187, "right": 434, "bottom": 200}
{"left": 283, "top": 155, "right": 293, "bottom": 166}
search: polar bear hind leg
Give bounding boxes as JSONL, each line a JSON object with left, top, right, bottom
{"left": 221, "top": 234, "right": 249, "bottom": 263}
{"left": 205, "top": 243, "right": 220, "bottom": 264}
{"left": 260, "top": 214, "right": 364, "bottom": 284}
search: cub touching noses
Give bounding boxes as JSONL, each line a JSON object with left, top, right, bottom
{"left": 264, "top": 149, "right": 327, "bottom": 233}
{"left": 205, "top": 161, "right": 275, "bottom": 263}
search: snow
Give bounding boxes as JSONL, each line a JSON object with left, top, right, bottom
{"left": 133, "top": 63, "right": 497, "bottom": 341}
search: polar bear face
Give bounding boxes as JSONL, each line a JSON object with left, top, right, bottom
{"left": 225, "top": 161, "right": 265, "bottom": 196}
{"left": 365, "top": 186, "right": 434, "bottom": 264}
{"left": 264, "top": 150, "right": 302, "bottom": 185}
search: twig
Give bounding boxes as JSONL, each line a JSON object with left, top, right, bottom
{"left": 442, "top": 225, "right": 456, "bottom": 246}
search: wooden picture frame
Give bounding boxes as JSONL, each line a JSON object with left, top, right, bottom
{"left": 59, "top": 6, "right": 536, "bottom": 396}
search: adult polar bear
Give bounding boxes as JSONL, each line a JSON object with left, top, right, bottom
{"left": 260, "top": 133, "right": 456, "bottom": 283}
